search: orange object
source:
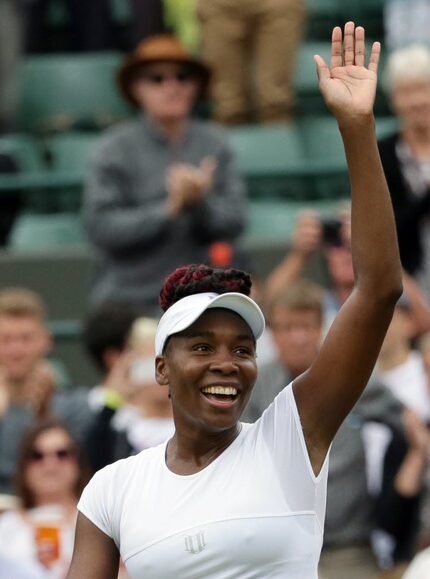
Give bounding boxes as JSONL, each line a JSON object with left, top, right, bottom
{"left": 209, "top": 242, "right": 233, "bottom": 268}
{"left": 34, "top": 525, "right": 60, "bottom": 567}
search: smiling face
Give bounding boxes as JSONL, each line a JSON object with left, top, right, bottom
{"left": 156, "top": 308, "right": 257, "bottom": 435}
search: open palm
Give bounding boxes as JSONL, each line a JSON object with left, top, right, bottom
{"left": 315, "top": 22, "right": 380, "bottom": 119}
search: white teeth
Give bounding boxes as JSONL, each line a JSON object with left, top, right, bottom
{"left": 201, "top": 386, "right": 238, "bottom": 396}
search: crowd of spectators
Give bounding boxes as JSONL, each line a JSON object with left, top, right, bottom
{"left": 1, "top": 1, "right": 430, "bottom": 578}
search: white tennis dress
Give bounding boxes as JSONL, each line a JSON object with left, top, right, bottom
{"left": 78, "top": 384, "right": 329, "bottom": 578}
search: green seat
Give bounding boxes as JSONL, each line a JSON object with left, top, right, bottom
{"left": 241, "top": 199, "right": 348, "bottom": 247}
{"left": 45, "top": 132, "right": 100, "bottom": 173}
{"left": 8, "top": 213, "right": 86, "bottom": 250}
{"left": 0, "top": 134, "right": 51, "bottom": 212}
{"left": 0, "top": 134, "right": 44, "bottom": 172}
{"left": 294, "top": 42, "right": 331, "bottom": 115}
{"left": 17, "top": 53, "right": 131, "bottom": 133}
{"left": 299, "top": 116, "right": 349, "bottom": 199}
{"left": 227, "top": 124, "right": 307, "bottom": 199}
{"left": 42, "top": 132, "right": 100, "bottom": 211}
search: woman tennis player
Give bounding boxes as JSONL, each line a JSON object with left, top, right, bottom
{"left": 67, "top": 22, "right": 402, "bottom": 578}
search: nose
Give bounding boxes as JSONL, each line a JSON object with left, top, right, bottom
{"left": 209, "top": 349, "right": 239, "bottom": 375}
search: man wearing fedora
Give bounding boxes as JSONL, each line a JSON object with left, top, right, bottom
{"left": 82, "top": 35, "right": 247, "bottom": 313}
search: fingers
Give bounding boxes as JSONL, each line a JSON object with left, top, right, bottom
{"left": 329, "top": 22, "right": 376, "bottom": 70}
{"left": 330, "top": 26, "right": 343, "bottom": 69}
{"left": 354, "top": 26, "right": 366, "bottom": 67}
{"left": 200, "top": 156, "right": 218, "bottom": 177}
{"left": 314, "top": 54, "right": 330, "bottom": 82}
{"left": 368, "top": 41, "right": 381, "bottom": 73}
{"left": 343, "top": 21, "right": 355, "bottom": 66}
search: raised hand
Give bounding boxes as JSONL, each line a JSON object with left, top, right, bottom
{"left": 314, "top": 22, "right": 380, "bottom": 122}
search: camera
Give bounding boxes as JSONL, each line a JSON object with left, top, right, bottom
{"left": 322, "top": 218, "right": 343, "bottom": 246}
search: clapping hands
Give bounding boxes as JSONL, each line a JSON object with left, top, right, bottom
{"left": 166, "top": 156, "right": 218, "bottom": 216}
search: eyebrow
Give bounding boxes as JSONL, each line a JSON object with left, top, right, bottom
{"left": 182, "top": 330, "right": 255, "bottom": 343}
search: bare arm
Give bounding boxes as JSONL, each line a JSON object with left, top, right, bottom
{"left": 66, "top": 513, "right": 120, "bottom": 579}
{"left": 293, "top": 23, "right": 403, "bottom": 474}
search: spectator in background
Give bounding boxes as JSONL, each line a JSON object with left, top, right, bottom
{"left": 0, "top": 0, "right": 23, "bottom": 131}
{"left": 376, "top": 298, "right": 430, "bottom": 421}
{"left": 378, "top": 45, "right": 430, "bottom": 295}
{"left": 83, "top": 302, "right": 141, "bottom": 411}
{"left": 85, "top": 316, "right": 174, "bottom": 472}
{"left": 242, "top": 279, "right": 323, "bottom": 423}
{"left": 83, "top": 34, "right": 246, "bottom": 312}
{"left": 371, "top": 409, "right": 429, "bottom": 575}
{"left": 198, "top": 0, "right": 306, "bottom": 124}
{"left": 265, "top": 208, "right": 430, "bottom": 337}
{"left": 0, "top": 288, "right": 93, "bottom": 494}
{"left": 0, "top": 420, "right": 91, "bottom": 578}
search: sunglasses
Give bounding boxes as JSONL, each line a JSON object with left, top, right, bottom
{"left": 139, "top": 70, "right": 195, "bottom": 85}
{"left": 26, "top": 447, "right": 78, "bottom": 464}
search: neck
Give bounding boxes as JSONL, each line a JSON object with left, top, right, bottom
{"left": 6, "top": 377, "right": 28, "bottom": 405}
{"left": 378, "top": 344, "right": 410, "bottom": 372}
{"left": 166, "top": 423, "right": 241, "bottom": 475}
{"left": 32, "top": 494, "right": 77, "bottom": 515}
{"left": 153, "top": 116, "right": 189, "bottom": 143}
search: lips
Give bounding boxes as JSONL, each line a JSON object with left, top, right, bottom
{"left": 200, "top": 384, "right": 240, "bottom": 408}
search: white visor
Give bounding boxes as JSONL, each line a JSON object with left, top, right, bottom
{"left": 155, "top": 292, "right": 265, "bottom": 355}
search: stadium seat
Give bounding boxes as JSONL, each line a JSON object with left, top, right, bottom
{"left": 45, "top": 132, "right": 100, "bottom": 173}
{"left": 0, "top": 134, "right": 44, "bottom": 172}
{"left": 8, "top": 213, "right": 86, "bottom": 250}
{"left": 299, "top": 116, "right": 349, "bottom": 199}
{"left": 17, "top": 53, "right": 131, "bottom": 133}
{"left": 227, "top": 124, "right": 307, "bottom": 199}
{"left": 294, "top": 42, "right": 331, "bottom": 115}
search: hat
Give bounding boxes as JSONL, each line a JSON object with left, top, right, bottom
{"left": 155, "top": 292, "right": 266, "bottom": 356}
{"left": 117, "top": 35, "right": 211, "bottom": 106}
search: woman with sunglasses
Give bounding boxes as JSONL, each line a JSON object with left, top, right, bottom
{"left": 83, "top": 34, "right": 246, "bottom": 314}
{"left": 0, "top": 420, "right": 91, "bottom": 578}
{"left": 68, "top": 23, "right": 402, "bottom": 578}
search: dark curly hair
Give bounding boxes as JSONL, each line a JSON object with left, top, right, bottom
{"left": 159, "top": 264, "right": 252, "bottom": 312}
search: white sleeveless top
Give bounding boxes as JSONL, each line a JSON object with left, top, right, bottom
{"left": 78, "top": 384, "right": 329, "bottom": 578}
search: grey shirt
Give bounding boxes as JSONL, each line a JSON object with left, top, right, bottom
{"left": 242, "top": 360, "right": 403, "bottom": 548}
{"left": 83, "top": 116, "right": 246, "bottom": 310}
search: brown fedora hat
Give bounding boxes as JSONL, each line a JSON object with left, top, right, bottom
{"left": 117, "top": 34, "right": 211, "bottom": 107}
